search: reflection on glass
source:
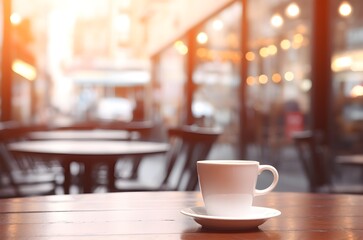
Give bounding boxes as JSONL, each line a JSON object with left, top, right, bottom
{"left": 247, "top": 0, "right": 312, "bottom": 162}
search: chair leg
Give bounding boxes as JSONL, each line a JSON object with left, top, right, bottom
{"left": 129, "top": 156, "right": 143, "bottom": 179}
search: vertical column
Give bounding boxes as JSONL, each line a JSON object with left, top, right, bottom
{"left": 311, "top": 0, "right": 331, "bottom": 144}
{"left": 1, "top": 0, "right": 12, "bottom": 121}
{"left": 185, "top": 29, "right": 197, "bottom": 125}
{"left": 239, "top": 0, "right": 248, "bottom": 159}
{"left": 311, "top": 0, "right": 332, "bottom": 186}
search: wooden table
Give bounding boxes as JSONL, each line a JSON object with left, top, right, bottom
{"left": 0, "top": 191, "right": 361, "bottom": 239}
{"left": 27, "top": 129, "right": 139, "bottom": 141}
{"left": 8, "top": 140, "right": 169, "bottom": 193}
{"left": 336, "top": 155, "right": 363, "bottom": 166}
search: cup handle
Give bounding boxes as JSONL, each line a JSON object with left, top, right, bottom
{"left": 254, "top": 165, "right": 279, "bottom": 196}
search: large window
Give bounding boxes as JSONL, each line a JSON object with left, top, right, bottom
{"left": 5, "top": 0, "right": 149, "bottom": 124}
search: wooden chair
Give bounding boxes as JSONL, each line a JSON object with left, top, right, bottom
{"left": 0, "top": 122, "right": 57, "bottom": 198}
{"left": 292, "top": 130, "right": 363, "bottom": 194}
{"left": 113, "top": 125, "right": 223, "bottom": 191}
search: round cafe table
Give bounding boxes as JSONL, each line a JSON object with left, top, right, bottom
{"left": 8, "top": 140, "right": 169, "bottom": 193}
{"left": 27, "top": 129, "right": 139, "bottom": 141}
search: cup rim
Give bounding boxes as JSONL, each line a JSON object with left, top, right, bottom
{"left": 197, "top": 160, "right": 259, "bottom": 165}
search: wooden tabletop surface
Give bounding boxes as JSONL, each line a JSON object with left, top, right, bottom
{"left": 8, "top": 140, "right": 169, "bottom": 157}
{"left": 0, "top": 191, "right": 362, "bottom": 239}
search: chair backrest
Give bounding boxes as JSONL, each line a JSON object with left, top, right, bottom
{"left": 0, "top": 122, "right": 49, "bottom": 194}
{"left": 162, "top": 125, "right": 223, "bottom": 191}
{"left": 0, "top": 122, "right": 49, "bottom": 172}
{"left": 292, "top": 130, "right": 331, "bottom": 192}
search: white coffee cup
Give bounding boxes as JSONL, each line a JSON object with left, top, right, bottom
{"left": 197, "top": 160, "right": 279, "bottom": 217}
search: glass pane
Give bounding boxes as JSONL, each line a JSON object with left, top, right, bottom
{"left": 192, "top": 1, "right": 242, "bottom": 158}
{"left": 154, "top": 39, "right": 187, "bottom": 126}
{"left": 331, "top": 0, "right": 363, "bottom": 153}
{"left": 247, "top": 0, "right": 312, "bottom": 162}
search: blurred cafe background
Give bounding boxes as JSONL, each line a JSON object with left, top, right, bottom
{"left": 1, "top": 0, "right": 363, "bottom": 197}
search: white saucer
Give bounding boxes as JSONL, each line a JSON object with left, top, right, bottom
{"left": 180, "top": 206, "right": 281, "bottom": 230}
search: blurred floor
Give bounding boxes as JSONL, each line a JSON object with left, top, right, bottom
{"left": 137, "top": 143, "right": 363, "bottom": 193}
{"left": 137, "top": 143, "right": 309, "bottom": 193}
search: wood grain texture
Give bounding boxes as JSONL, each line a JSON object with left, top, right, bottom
{"left": 0, "top": 192, "right": 362, "bottom": 239}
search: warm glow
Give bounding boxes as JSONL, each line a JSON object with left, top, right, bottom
{"left": 245, "top": 52, "right": 255, "bottom": 61}
{"left": 12, "top": 59, "right": 37, "bottom": 81}
{"left": 119, "top": 0, "right": 131, "bottom": 8}
{"left": 268, "top": 45, "right": 277, "bottom": 55}
{"left": 292, "top": 34, "right": 303, "bottom": 49}
{"left": 286, "top": 3, "right": 300, "bottom": 18}
{"left": 272, "top": 73, "right": 282, "bottom": 83}
{"left": 259, "top": 74, "right": 268, "bottom": 84}
{"left": 351, "top": 61, "right": 363, "bottom": 72}
{"left": 197, "top": 32, "right": 208, "bottom": 44}
{"left": 174, "top": 40, "right": 188, "bottom": 55}
{"left": 246, "top": 76, "right": 255, "bottom": 86}
{"left": 339, "top": 1, "right": 352, "bottom": 17}
{"left": 284, "top": 71, "right": 294, "bottom": 81}
{"left": 212, "top": 19, "right": 224, "bottom": 31}
{"left": 293, "top": 34, "right": 304, "bottom": 44}
{"left": 280, "top": 39, "right": 291, "bottom": 50}
{"left": 197, "top": 48, "right": 208, "bottom": 58}
{"left": 259, "top": 47, "right": 269, "bottom": 58}
{"left": 271, "top": 14, "right": 283, "bottom": 28}
{"left": 301, "top": 79, "right": 312, "bottom": 92}
{"left": 350, "top": 85, "right": 363, "bottom": 97}
{"left": 114, "top": 14, "right": 130, "bottom": 31}
{"left": 10, "top": 13, "right": 22, "bottom": 25}
{"left": 292, "top": 41, "right": 302, "bottom": 49}
{"left": 331, "top": 56, "right": 352, "bottom": 72}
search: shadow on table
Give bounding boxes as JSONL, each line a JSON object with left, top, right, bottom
{"left": 181, "top": 227, "right": 279, "bottom": 239}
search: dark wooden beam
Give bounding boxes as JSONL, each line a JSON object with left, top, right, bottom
{"left": 1, "top": 0, "right": 12, "bottom": 121}
{"left": 239, "top": 0, "right": 248, "bottom": 159}
{"left": 185, "top": 30, "right": 197, "bottom": 125}
{"left": 311, "top": 0, "right": 331, "bottom": 144}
